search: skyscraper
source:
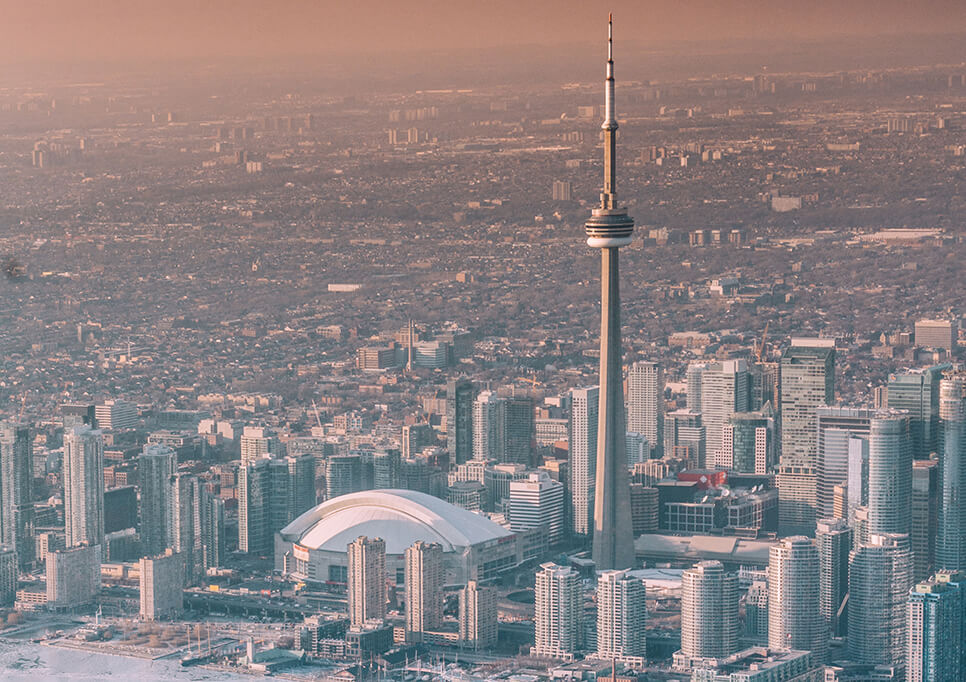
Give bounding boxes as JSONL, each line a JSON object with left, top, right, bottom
{"left": 701, "top": 359, "right": 751, "bottom": 468}
{"left": 472, "top": 391, "right": 506, "bottom": 462}
{"left": 907, "top": 578, "right": 962, "bottom": 681}
{"left": 911, "top": 459, "right": 939, "bottom": 580}
{"left": 887, "top": 364, "right": 950, "bottom": 460}
{"left": 867, "top": 411, "right": 912, "bottom": 537}
{"left": 596, "top": 568, "right": 647, "bottom": 664}
{"left": 664, "top": 409, "right": 705, "bottom": 466}
{"left": 585, "top": 15, "right": 635, "bottom": 571}
{"left": 767, "top": 536, "right": 826, "bottom": 660}
{"left": 938, "top": 377, "right": 966, "bottom": 570}
{"left": 63, "top": 425, "right": 105, "bottom": 549}
{"left": 508, "top": 472, "right": 565, "bottom": 546}
{"left": 816, "top": 518, "right": 852, "bottom": 638}
{"left": 627, "top": 361, "right": 663, "bottom": 459}
{"left": 138, "top": 443, "right": 176, "bottom": 557}
{"left": 815, "top": 407, "right": 873, "bottom": 521}
{"left": 404, "top": 541, "right": 444, "bottom": 642}
{"left": 446, "top": 378, "right": 475, "bottom": 465}
{"left": 777, "top": 340, "right": 835, "bottom": 535}
{"left": 347, "top": 536, "right": 386, "bottom": 628}
{"left": 848, "top": 533, "right": 913, "bottom": 667}
{"left": 569, "top": 386, "right": 598, "bottom": 538}
{"left": 460, "top": 580, "right": 497, "bottom": 650}
{"left": 720, "top": 410, "right": 774, "bottom": 474}
{"left": 679, "top": 560, "right": 739, "bottom": 661}
{"left": 504, "top": 395, "right": 535, "bottom": 466}
{"left": 0, "top": 423, "right": 34, "bottom": 568}
{"left": 532, "top": 562, "right": 583, "bottom": 659}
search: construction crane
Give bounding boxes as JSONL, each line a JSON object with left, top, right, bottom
{"left": 311, "top": 400, "right": 323, "bottom": 429}
{"left": 755, "top": 321, "right": 770, "bottom": 362}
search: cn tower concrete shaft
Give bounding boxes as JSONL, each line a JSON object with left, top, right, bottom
{"left": 592, "top": 247, "right": 635, "bottom": 569}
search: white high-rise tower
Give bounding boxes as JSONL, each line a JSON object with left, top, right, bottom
{"left": 586, "top": 14, "right": 635, "bottom": 571}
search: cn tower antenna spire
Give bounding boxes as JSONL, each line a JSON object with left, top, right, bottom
{"left": 584, "top": 13, "right": 635, "bottom": 571}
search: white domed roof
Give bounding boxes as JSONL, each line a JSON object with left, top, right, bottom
{"left": 279, "top": 489, "right": 513, "bottom": 555}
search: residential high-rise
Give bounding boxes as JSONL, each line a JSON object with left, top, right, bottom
{"left": 911, "top": 459, "right": 939, "bottom": 580}
{"left": 473, "top": 391, "right": 506, "bottom": 462}
{"left": 815, "top": 407, "right": 873, "bottom": 521}
{"left": 0, "top": 423, "right": 35, "bottom": 568}
{"left": 271, "top": 454, "right": 316, "bottom": 531}
{"left": 504, "top": 396, "right": 535, "bottom": 466}
{"left": 532, "top": 562, "right": 583, "bottom": 659}
{"left": 460, "top": 580, "right": 497, "bottom": 650}
{"left": 907, "top": 578, "right": 962, "bottom": 682}
{"left": 629, "top": 483, "right": 659, "bottom": 535}
{"left": 326, "top": 453, "right": 363, "bottom": 500}
{"left": 239, "top": 455, "right": 315, "bottom": 556}
{"left": 169, "top": 473, "right": 213, "bottom": 585}
{"left": 239, "top": 426, "right": 280, "bottom": 464}
{"left": 596, "top": 568, "right": 647, "bottom": 664}
{"left": 46, "top": 544, "right": 100, "bottom": 608}
{"left": 934, "top": 570, "right": 966, "bottom": 674}
{"left": 744, "top": 580, "right": 769, "bottom": 644}
{"left": 373, "top": 449, "right": 401, "bottom": 489}
{"left": 686, "top": 362, "right": 709, "bottom": 412}
{"left": 816, "top": 518, "right": 852, "bottom": 638}
{"left": 238, "top": 458, "right": 271, "bottom": 555}
{"left": 701, "top": 359, "right": 751, "bottom": 469}
{"left": 867, "top": 411, "right": 912, "bottom": 536}
{"left": 569, "top": 386, "right": 599, "bottom": 538}
{"left": 347, "top": 536, "right": 386, "bottom": 628}
{"left": 585, "top": 16, "right": 635, "bottom": 571}
{"left": 63, "top": 426, "right": 105, "bottom": 548}
{"left": 200, "top": 487, "right": 225, "bottom": 572}
{"left": 848, "top": 533, "right": 913, "bottom": 667}
{"left": 138, "top": 443, "right": 177, "bottom": 557}
{"left": 664, "top": 409, "right": 705, "bottom": 466}
{"left": 720, "top": 410, "right": 774, "bottom": 474}
{"left": 627, "top": 361, "right": 663, "bottom": 459}
{"left": 938, "top": 377, "right": 966, "bottom": 570}
{"left": 777, "top": 340, "right": 835, "bottom": 535}
{"left": 887, "top": 364, "right": 950, "bottom": 460}
{"left": 139, "top": 549, "right": 184, "bottom": 620}
{"left": 767, "top": 536, "right": 826, "bottom": 660}
{"left": 680, "top": 560, "right": 739, "bottom": 660}
{"left": 404, "top": 541, "right": 444, "bottom": 641}
{"left": 0, "top": 546, "right": 15, "bottom": 605}
{"left": 508, "top": 472, "right": 564, "bottom": 546}
{"left": 446, "top": 378, "right": 475, "bottom": 465}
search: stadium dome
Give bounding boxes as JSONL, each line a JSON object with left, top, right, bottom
{"left": 279, "top": 489, "right": 513, "bottom": 554}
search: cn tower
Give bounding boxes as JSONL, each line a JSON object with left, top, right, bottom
{"left": 587, "top": 14, "right": 635, "bottom": 570}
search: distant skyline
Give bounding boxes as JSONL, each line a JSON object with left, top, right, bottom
{"left": 4, "top": 0, "right": 966, "bottom": 66}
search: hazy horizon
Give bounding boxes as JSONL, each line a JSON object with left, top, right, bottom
{"left": 4, "top": 0, "right": 966, "bottom": 67}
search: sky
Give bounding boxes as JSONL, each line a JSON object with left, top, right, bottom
{"left": 3, "top": 0, "right": 966, "bottom": 65}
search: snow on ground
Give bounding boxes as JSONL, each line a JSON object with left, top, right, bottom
{"left": 0, "top": 638, "right": 248, "bottom": 681}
